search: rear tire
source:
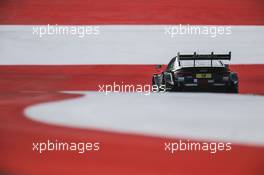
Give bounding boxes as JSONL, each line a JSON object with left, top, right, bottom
{"left": 152, "top": 77, "right": 160, "bottom": 92}
{"left": 227, "top": 85, "right": 238, "bottom": 93}
{"left": 162, "top": 78, "right": 176, "bottom": 92}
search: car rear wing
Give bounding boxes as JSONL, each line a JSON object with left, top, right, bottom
{"left": 177, "top": 52, "right": 231, "bottom": 60}
{"left": 177, "top": 52, "right": 231, "bottom": 67}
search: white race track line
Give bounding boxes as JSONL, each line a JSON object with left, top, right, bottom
{"left": 1, "top": 25, "right": 264, "bottom": 65}
{"left": 25, "top": 92, "right": 264, "bottom": 146}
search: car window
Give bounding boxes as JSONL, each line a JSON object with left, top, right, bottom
{"left": 180, "top": 60, "right": 225, "bottom": 67}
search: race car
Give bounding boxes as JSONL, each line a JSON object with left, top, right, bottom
{"left": 152, "top": 52, "right": 239, "bottom": 93}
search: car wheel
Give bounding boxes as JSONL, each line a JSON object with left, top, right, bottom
{"left": 227, "top": 85, "right": 239, "bottom": 93}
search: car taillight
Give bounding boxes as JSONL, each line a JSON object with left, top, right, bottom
{"left": 223, "top": 73, "right": 229, "bottom": 81}
{"left": 177, "top": 72, "right": 192, "bottom": 77}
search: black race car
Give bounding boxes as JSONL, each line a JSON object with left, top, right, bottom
{"left": 152, "top": 52, "right": 239, "bottom": 93}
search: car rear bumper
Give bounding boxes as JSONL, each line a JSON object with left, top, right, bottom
{"left": 184, "top": 83, "right": 226, "bottom": 87}
{"left": 175, "top": 81, "right": 237, "bottom": 92}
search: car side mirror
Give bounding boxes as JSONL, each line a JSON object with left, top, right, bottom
{"left": 155, "top": 64, "right": 162, "bottom": 69}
